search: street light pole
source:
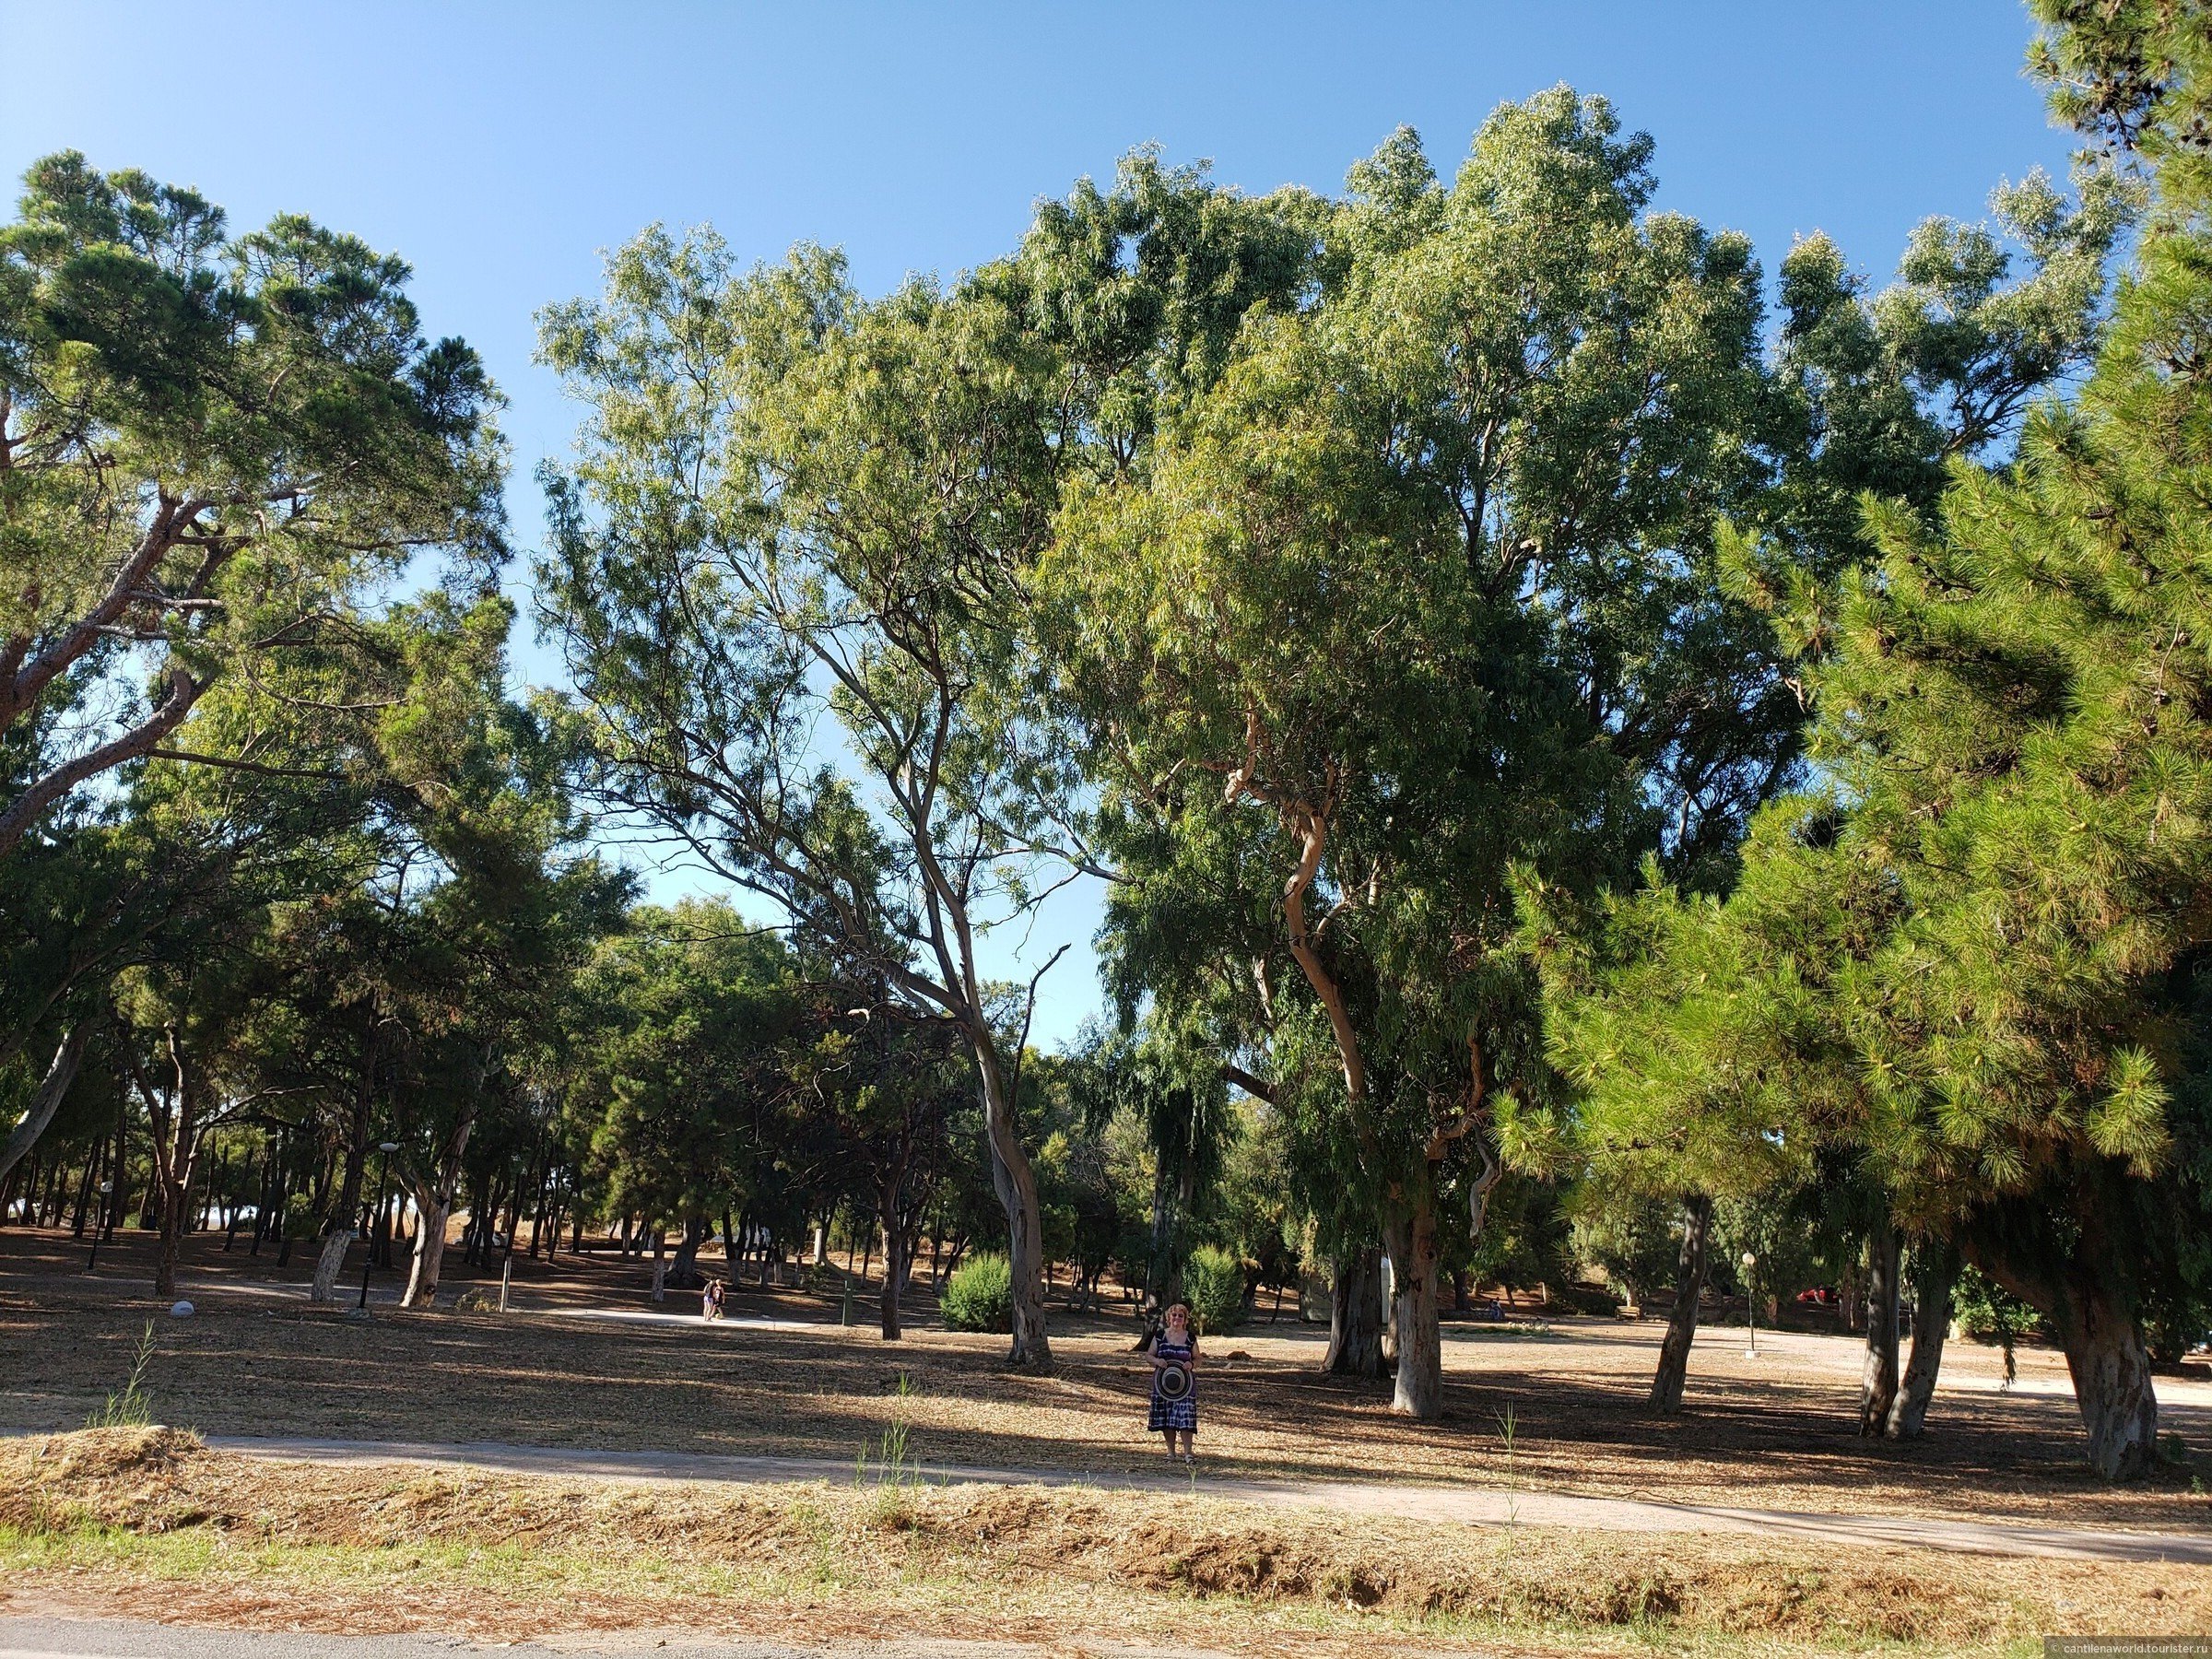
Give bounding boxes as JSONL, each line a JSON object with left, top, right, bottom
{"left": 85, "top": 1182, "right": 113, "bottom": 1272}
{"left": 359, "top": 1141, "right": 400, "bottom": 1312}
{"left": 1742, "top": 1251, "right": 1760, "bottom": 1358}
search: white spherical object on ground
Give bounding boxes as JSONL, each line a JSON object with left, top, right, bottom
{"left": 169, "top": 1300, "right": 194, "bottom": 1317}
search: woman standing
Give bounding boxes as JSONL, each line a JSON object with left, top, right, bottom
{"left": 1147, "top": 1301, "right": 1200, "bottom": 1464}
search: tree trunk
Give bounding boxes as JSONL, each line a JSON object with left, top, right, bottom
{"left": 154, "top": 1171, "right": 187, "bottom": 1299}
{"left": 1888, "top": 1236, "right": 1958, "bottom": 1439}
{"left": 311, "top": 1229, "right": 355, "bottom": 1302}
{"left": 1142, "top": 1157, "right": 1191, "bottom": 1315}
{"left": 402, "top": 1194, "right": 449, "bottom": 1307}
{"left": 880, "top": 1223, "right": 910, "bottom": 1340}
{"left": 975, "top": 1037, "right": 1052, "bottom": 1372}
{"left": 0, "top": 1023, "right": 91, "bottom": 1185}
{"left": 1961, "top": 1179, "right": 2162, "bottom": 1480}
{"left": 669, "top": 1215, "right": 707, "bottom": 1290}
{"left": 331, "top": 1016, "right": 381, "bottom": 1234}
{"left": 1382, "top": 1186, "right": 1444, "bottom": 1418}
{"left": 1324, "top": 1246, "right": 1387, "bottom": 1378}
{"left": 145, "top": 1031, "right": 204, "bottom": 1301}
{"left": 1650, "top": 1194, "right": 1712, "bottom": 1412}
{"left": 876, "top": 1155, "right": 919, "bottom": 1341}
{"left": 649, "top": 1228, "right": 668, "bottom": 1303}
{"left": 1860, "top": 1221, "right": 1901, "bottom": 1436}
{"left": 2061, "top": 1292, "right": 2159, "bottom": 1480}
{"left": 69, "top": 1141, "right": 99, "bottom": 1237}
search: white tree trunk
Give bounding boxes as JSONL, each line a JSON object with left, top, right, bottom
{"left": 1382, "top": 1197, "right": 1443, "bottom": 1419}
{"left": 0, "top": 1024, "right": 90, "bottom": 1184}
{"left": 311, "top": 1229, "right": 356, "bottom": 1303}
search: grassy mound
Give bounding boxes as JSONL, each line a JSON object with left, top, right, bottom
{"left": 2, "top": 1429, "right": 2206, "bottom": 1654}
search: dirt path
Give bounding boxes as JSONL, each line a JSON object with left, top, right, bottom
{"left": 202, "top": 1432, "right": 2212, "bottom": 1564}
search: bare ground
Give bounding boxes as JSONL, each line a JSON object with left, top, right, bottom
{"left": 3, "top": 1227, "right": 2207, "bottom": 1534}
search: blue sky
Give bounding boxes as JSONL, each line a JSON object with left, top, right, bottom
{"left": 2, "top": 2, "right": 2078, "bottom": 1047}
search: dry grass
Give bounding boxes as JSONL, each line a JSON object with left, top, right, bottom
{"left": 3, "top": 1427, "right": 2207, "bottom": 1657}
{"left": 5, "top": 1227, "right": 2210, "bottom": 1535}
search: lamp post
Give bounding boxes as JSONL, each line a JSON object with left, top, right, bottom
{"left": 85, "top": 1182, "right": 113, "bottom": 1273}
{"left": 359, "top": 1141, "right": 399, "bottom": 1312}
{"left": 1742, "top": 1251, "right": 1760, "bottom": 1358}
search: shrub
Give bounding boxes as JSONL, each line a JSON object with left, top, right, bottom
{"left": 1184, "top": 1245, "right": 1244, "bottom": 1336}
{"left": 1952, "top": 1265, "right": 2044, "bottom": 1343}
{"left": 940, "top": 1252, "right": 1012, "bottom": 1333}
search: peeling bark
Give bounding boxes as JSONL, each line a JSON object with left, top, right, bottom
{"left": 1382, "top": 1186, "right": 1444, "bottom": 1419}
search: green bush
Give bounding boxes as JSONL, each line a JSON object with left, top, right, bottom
{"left": 1952, "top": 1264, "right": 2044, "bottom": 1343}
{"left": 940, "top": 1252, "right": 1012, "bottom": 1333}
{"left": 1184, "top": 1245, "right": 1244, "bottom": 1336}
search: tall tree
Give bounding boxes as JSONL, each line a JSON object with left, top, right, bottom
{"left": 535, "top": 158, "right": 1315, "bottom": 1370}
{"left": 1531, "top": 1, "right": 2212, "bottom": 1480}
{"left": 0, "top": 151, "right": 503, "bottom": 858}
{"left": 1048, "top": 93, "right": 1772, "bottom": 1418}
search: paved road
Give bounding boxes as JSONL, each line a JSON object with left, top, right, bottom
{"left": 203, "top": 1433, "right": 2212, "bottom": 1564}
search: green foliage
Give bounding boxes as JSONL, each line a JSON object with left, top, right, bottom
{"left": 1182, "top": 1244, "right": 1244, "bottom": 1336}
{"left": 1952, "top": 1265, "right": 2044, "bottom": 1346}
{"left": 939, "top": 1253, "right": 1013, "bottom": 1335}
{"left": 0, "top": 150, "right": 505, "bottom": 859}
{"left": 1532, "top": 4, "right": 2212, "bottom": 1478}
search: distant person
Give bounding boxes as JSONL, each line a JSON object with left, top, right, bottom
{"left": 1147, "top": 1300, "right": 1199, "bottom": 1464}
{"left": 701, "top": 1277, "right": 726, "bottom": 1322}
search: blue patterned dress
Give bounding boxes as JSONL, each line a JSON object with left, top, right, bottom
{"left": 1147, "top": 1335, "right": 1198, "bottom": 1432}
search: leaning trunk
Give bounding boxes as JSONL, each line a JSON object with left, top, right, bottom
{"left": 1860, "top": 1219, "right": 1901, "bottom": 1436}
{"left": 1962, "top": 1178, "right": 2161, "bottom": 1481}
{"left": 1324, "top": 1244, "right": 1388, "bottom": 1377}
{"left": 974, "top": 1036, "right": 1052, "bottom": 1372}
{"left": 403, "top": 1053, "right": 487, "bottom": 1309}
{"left": 1649, "top": 1193, "right": 1712, "bottom": 1413}
{"left": 0, "top": 1023, "right": 91, "bottom": 1184}
{"left": 1888, "top": 1236, "right": 1958, "bottom": 1439}
{"left": 1382, "top": 1184, "right": 1444, "bottom": 1418}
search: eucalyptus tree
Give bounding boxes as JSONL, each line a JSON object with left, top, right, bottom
{"left": 0, "top": 150, "right": 504, "bottom": 860}
{"left": 535, "top": 159, "right": 1314, "bottom": 1370}
{"left": 1048, "top": 92, "right": 1773, "bottom": 1418}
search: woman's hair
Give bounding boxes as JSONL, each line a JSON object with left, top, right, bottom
{"left": 1165, "top": 1301, "right": 1191, "bottom": 1321}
